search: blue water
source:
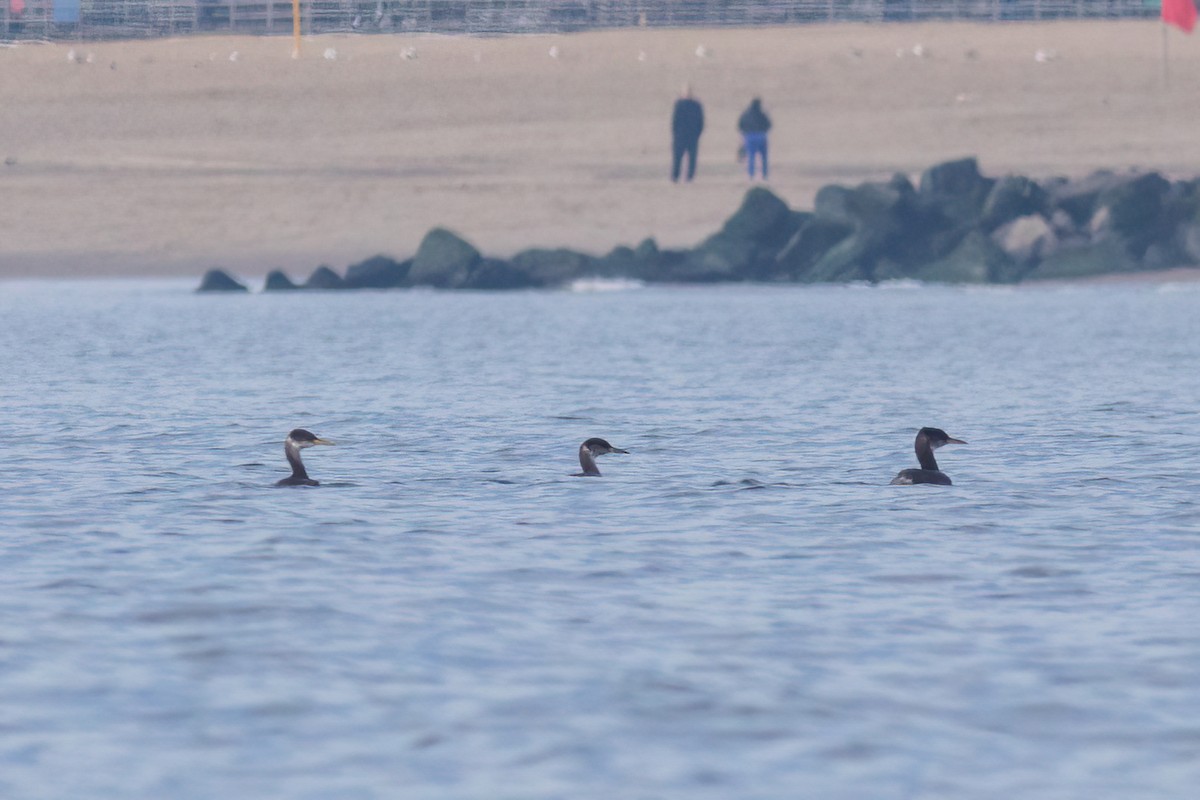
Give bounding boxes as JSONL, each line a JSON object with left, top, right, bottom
{"left": 2, "top": 279, "right": 1199, "bottom": 799}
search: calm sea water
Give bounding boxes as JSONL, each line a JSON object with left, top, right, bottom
{"left": 2, "top": 279, "right": 1199, "bottom": 799}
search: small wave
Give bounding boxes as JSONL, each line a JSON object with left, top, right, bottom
{"left": 568, "top": 278, "right": 645, "bottom": 293}
{"left": 874, "top": 278, "right": 925, "bottom": 290}
{"left": 1156, "top": 281, "right": 1200, "bottom": 294}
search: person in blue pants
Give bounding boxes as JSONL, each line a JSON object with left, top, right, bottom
{"left": 737, "top": 97, "right": 772, "bottom": 180}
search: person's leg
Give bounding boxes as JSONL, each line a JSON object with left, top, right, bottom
{"left": 685, "top": 140, "right": 698, "bottom": 181}
{"left": 761, "top": 137, "right": 769, "bottom": 180}
{"left": 746, "top": 134, "right": 763, "bottom": 178}
{"left": 671, "top": 139, "right": 684, "bottom": 182}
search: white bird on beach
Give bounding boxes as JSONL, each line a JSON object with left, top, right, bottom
{"left": 1034, "top": 48, "right": 1059, "bottom": 63}
{"left": 401, "top": 46, "right": 417, "bottom": 60}
{"left": 323, "top": 47, "right": 338, "bottom": 61}
{"left": 695, "top": 44, "right": 710, "bottom": 59}
{"left": 229, "top": 51, "right": 239, "bottom": 62}
{"left": 548, "top": 45, "right": 560, "bottom": 59}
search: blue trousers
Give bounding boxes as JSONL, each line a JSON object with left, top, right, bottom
{"left": 743, "top": 132, "right": 768, "bottom": 179}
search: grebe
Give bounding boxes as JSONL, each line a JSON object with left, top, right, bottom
{"left": 276, "top": 428, "right": 335, "bottom": 487}
{"left": 574, "top": 438, "right": 629, "bottom": 477}
{"left": 890, "top": 427, "right": 966, "bottom": 486}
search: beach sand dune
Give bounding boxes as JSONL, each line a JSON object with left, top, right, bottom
{"left": 1, "top": 22, "right": 1199, "bottom": 279}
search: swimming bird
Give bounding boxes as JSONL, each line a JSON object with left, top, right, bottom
{"left": 890, "top": 427, "right": 966, "bottom": 486}
{"left": 276, "top": 428, "right": 335, "bottom": 487}
{"left": 574, "top": 437, "right": 629, "bottom": 477}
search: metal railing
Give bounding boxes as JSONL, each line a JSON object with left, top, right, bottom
{"left": 1, "top": 0, "right": 1163, "bottom": 41}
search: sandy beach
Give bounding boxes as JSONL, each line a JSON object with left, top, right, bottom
{"left": 2, "top": 21, "right": 1200, "bottom": 279}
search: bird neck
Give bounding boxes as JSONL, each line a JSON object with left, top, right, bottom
{"left": 285, "top": 440, "right": 309, "bottom": 480}
{"left": 579, "top": 446, "right": 601, "bottom": 476}
{"left": 914, "top": 433, "right": 939, "bottom": 471}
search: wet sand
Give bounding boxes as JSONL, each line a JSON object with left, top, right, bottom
{"left": 2, "top": 21, "right": 1199, "bottom": 279}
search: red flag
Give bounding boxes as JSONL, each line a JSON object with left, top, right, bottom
{"left": 1163, "top": 0, "right": 1198, "bottom": 33}
{"left": 11, "top": 0, "right": 25, "bottom": 15}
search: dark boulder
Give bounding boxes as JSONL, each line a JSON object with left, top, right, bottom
{"left": 872, "top": 258, "right": 912, "bottom": 283}
{"left": 463, "top": 258, "right": 536, "bottom": 290}
{"left": 1027, "top": 238, "right": 1140, "bottom": 280}
{"left": 805, "top": 232, "right": 878, "bottom": 283}
{"left": 775, "top": 216, "right": 854, "bottom": 279}
{"left": 920, "top": 157, "right": 990, "bottom": 198}
{"left": 1180, "top": 222, "right": 1200, "bottom": 264}
{"left": 813, "top": 184, "right": 856, "bottom": 225}
{"left": 815, "top": 179, "right": 911, "bottom": 235}
{"left": 1046, "top": 170, "right": 1123, "bottom": 227}
{"left": 634, "top": 242, "right": 692, "bottom": 283}
{"left": 196, "top": 269, "right": 248, "bottom": 292}
{"left": 343, "top": 255, "right": 410, "bottom": 289}
{"left": 621, "top": 237, "right": 665, "bottom": 281}
{"left": 916, "top": 230, "right": 1019, "bottom": 284}
{"left": 1141, "top": 241, "right": 1187, "bottom": 270}
{"left": 718, "top": 187, "right": 800, "bottom": 248}
{"left": 510, "top": 248, "right": 597, "bottom": 287}
{"left": 918, "top": 157, "right": 994, "bottom": 226}
{"left": 674, "top": 188, "right": 804, "bottom": 282}
{"left": 596, "top": 245, "right": 638, "bottom": 278}
{"left": 1159, "top": 180, "right": 1200, "bottom": 238}
{"left": 408, "top": 228, "right": 481, "bottom": 288}
{"left": 980, "top": 175, "right": 1049, "bottom": 232}
{"left": 812, "top": 176, "right": 949, "bottom": 273}
{"left": 1093, "top": 172, "right": 1171, "bottom": 255}
{"left": 263, "top": 270, "right": 300, "bottom": 291}
{"left": 633, "top": 238, "right": 659, "bottom": 262}
{"left": 304, "top": 265, "right": 345, "bottom": 290}
{"left": 675, "top": 239, "right": 757, "bottom": 282}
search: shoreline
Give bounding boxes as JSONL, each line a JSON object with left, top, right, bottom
{"left": 8, "top": 269, "right": 1200, "bottom": 289}
{"left": 3, "top": 21, "right": 1200, "bottom": 280}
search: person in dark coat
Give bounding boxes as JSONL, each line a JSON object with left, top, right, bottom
{"left": 737, "top": 97, "right": 772, "bottom": 180}
{"left": 670, "top": 85, "right": 705, "bottom": 183}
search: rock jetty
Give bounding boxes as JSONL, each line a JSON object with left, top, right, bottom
{"left": 198, "top": 158, "right": 1200, "bottom": 292}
